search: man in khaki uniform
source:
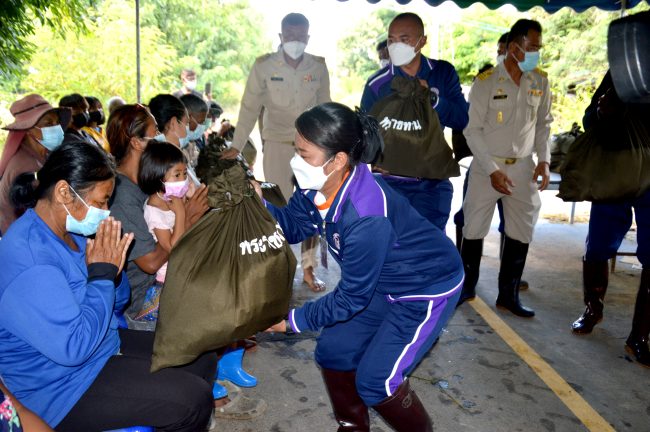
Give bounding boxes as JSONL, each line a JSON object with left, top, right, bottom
{"left": 457, "top": 19, "right": 552, "bottom": 317}
{"left": 223, "top": 13, "right": 331, "bottom": 292}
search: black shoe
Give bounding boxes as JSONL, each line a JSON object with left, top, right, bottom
{"left": 627, "top": 268, "right": 650, "bottom": 368}
{"left": 571, "top": 259, "right": 608, "bottom": 334}
{"left": 457, "top": 238, "right": 483, "bottom": 308}
{"left": 625, "top": 337, "right": 650, "bottom": 368}
{"left": 497, "top": 236, "right": 534, "bottom": 318}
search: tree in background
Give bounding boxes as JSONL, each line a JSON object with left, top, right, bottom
{"left": 0, "top": 0, "right": 96, "bottom": 80}
{"left": 336, "top": 9, "right": 398, "bottom": 107}
{"left": 20, "top": 0, "right": 176, "bottom": 105}
{"left": 141, "top": 0, "right": 269, "bottom": 108}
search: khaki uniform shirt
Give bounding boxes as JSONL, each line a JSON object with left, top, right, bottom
{"left": 464, "top": 62, "right": 553, "bottom": 175}
{"left": 232, "top": 51, "right": 331, "bottom": 150}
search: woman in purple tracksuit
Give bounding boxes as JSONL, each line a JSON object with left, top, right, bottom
{"left": 263, "top": 102, "right": 463, "bottom": 431}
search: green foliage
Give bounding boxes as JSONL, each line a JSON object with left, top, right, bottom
{"left": 0, "top": 0, "right": 97, "bottom": 80}
{"left": 141, "top": 0, "right": 270, "bottom": 108}
{"left": 20, "top": 0, "right": 176, "bottom": 105}
{"left": 438, "top": 8, "right": 514, "bottom": 82}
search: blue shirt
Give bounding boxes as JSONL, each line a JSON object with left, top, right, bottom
{"left": 266, "top": 164, "right": 464, "bottom": 333}
{"left": 360, "top": 56, "right": 469, "bottom": 131}
{"left": 0, "top": 209, "right": 129, "bottom": 427}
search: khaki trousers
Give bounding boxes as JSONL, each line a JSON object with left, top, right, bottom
{"left": 263, "top": 140, "right": 319, "bottom": 271}
{"left": 462, "top": 156, "right": 541, "bottom": 244}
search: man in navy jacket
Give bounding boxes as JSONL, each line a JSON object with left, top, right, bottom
{"left": 360, "top": 12, "right": 468, "bottom": 231}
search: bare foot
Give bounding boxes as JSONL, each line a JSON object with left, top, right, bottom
{"left": 303, "top": 266, "right": 326, "bottom": 292}
{"left": 214, "top": 397, "right": 231, "bottom": 408}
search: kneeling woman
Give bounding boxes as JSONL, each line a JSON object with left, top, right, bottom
{"left": 264, "top": 103, "right": 464, "bottom": 431}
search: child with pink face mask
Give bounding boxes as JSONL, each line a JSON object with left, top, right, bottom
{"left": 136, "top": 141, "right": 189, "bottom": 322}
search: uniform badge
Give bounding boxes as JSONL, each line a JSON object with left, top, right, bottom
{"left": 304, "top": 74, "right": 313, "bottom": 82}
{"left": 497, "top": 111, "right": 503, "bottom": 123}
{"left": 270, "top": 76, "right": 284, "bottom": 82}
{"left": 498, "top": 76, "right": 506, "bottom": 82}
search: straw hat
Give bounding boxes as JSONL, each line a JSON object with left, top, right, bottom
{"left": 2, "top": 94, "right": 71, "bottom": 131}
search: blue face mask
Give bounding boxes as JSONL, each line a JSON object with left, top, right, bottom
{"left": 37, "top": 125, "right": 65, "bottom": 151}
{"left": 516, "top": 45, "right": 540, "bottom": 72}
{"left": 153, "top": 133, "right": 166, "bottom": 142}
{"left": 187, "top": 124, "right": 207, "bottom": 142}
{"left": 63, "top": 186, "right": 111, "bottom": 236}
{"left": 179, "top": 127, "right": 190, "bottom": 148}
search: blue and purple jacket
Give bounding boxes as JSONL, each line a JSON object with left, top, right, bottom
{"left": 360, "top": 56, "right": 469, "bottom": 131}
{"left": 265, "top": 164, "right": 464, "bottom": 333}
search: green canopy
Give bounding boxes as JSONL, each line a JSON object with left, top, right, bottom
{"left": 340, "top": 0, "right": 646, "bottom": 13}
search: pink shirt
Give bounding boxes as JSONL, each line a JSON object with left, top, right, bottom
{"left": 143, "top": 202, "right": 175, "bottom": 282}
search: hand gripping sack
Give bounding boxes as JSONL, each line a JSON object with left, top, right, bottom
{"left": 151, "top": 165, "right": 296, "bottom": 371}
{"left": 558, "top": 109, "right": 650, "bottom": 202}
{"left": 196, "top": 133, "right": 286, "bottom": 207}
{"left": 369, "top": 76, "right": 460, "bottom": 179}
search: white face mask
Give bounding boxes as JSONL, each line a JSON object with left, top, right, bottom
{"left": 283, "top": 41, "right": 307, "bottom": 60}
{"left": 388, "top": 37, "right": 421, "bottom": 67}
{"left": 185, "top": 80, "right": 197, "bottom": 90}
{"left": 496, "top": 54, "right": 506, "bottom": 64}
{"left": 379, "top": 59, "right": 390, "bottom": 68}
{"left": 290, "top": 153, "right": 333, "bottom": 191}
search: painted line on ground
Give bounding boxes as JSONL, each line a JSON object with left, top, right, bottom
{"left": 468, "top": 296, "right": 615, "bottom": 432}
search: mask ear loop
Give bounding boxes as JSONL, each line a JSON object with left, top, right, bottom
{"left": 62, "top": 185, "right": 90, "bottom": 220}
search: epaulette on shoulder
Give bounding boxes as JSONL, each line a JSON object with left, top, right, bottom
{"left": 312, "top": 55, "right": 326, "bottom": 64}
{"left": 534, "top": 67, "right": 547, "bottom": 77}
{"left": 255, "top": 53, "right": 273, "bottom": 63}
{"left": 477, "top": 67, "right": 495, "bottom": 81}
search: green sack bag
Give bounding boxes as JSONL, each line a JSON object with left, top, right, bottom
{"left": 559, "top": 110, "right": 650, "bottom": 203}
{"left": 369, "top": 76, "right": 460, "bottom": 180}
{"left": 197, "top": 133, "right": 285, "bottom": 208}
{"left": 151, "top": 165, "right": 296, "bottom": 372}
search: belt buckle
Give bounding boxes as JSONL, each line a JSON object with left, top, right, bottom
{"left": 504, "top": 158, "right": 517, "bottom": 165}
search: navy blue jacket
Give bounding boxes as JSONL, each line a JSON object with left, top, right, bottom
{"left": 360, "top": 56, "right": 469, "bottom": 131}
{"left": 266, "top": 164, "right": 463, "bottom": 333}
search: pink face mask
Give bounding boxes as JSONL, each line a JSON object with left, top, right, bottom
{"left": 161, "top": 179, "right": 189, "bottom": 201}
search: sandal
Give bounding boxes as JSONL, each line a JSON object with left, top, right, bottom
{"left": 303, "top": 276, "right": 326, "bottom": 293}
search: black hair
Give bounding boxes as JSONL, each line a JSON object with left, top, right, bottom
{"left": 376, "top": 40, "right": 387, "bottom": 51}
{"left": 138, "top": 140, "right": 187, "bottom": 195}
{"left": 59, "top": 93, "right": 88, "bottom": 110}
{"left": 498, "top": 32, "right": 509, "bottom": 45}
{"left": 507, "top": 20, "right": 542, "bottom": 45}
{"left": 85, "top": 96, "right": 101, "bottom": 110}
{"left": 180, "top": 94, "right": 208, "bottom": 115}
{"left": 209, "top": 101, "right": 223, "bottom": 118}
{"left": 478, "top": 63, "right": 494, "bottom": 75}
{"left": 180, "top": 69, "right": 196, "bottom": 79}
{"left": 391, "top": 13, "right": 425, "bottom": 34}
{"left": 281, "top": 13, "right": 309, "bottom": 30}
{"left": 148, "top": 94, "right": 187, "bottom": 133}
{"left": 295, "top": 102, "right": 384, "bottom": 166}
{"left": 11, "top": 142, "right": 116, "bottom": 210}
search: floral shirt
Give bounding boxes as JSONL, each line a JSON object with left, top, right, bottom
{"left": 0, "top": 387, "right": 23, "bottom": 432}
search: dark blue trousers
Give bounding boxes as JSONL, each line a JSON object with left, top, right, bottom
{"left": 585, "top": 189, "right": 650, "bottom": 267}
{"left": 314, "top": 286, "right": 461, "bottom": 406}
{"left": 383, "top": 177, "right": 453, "bottom": 231}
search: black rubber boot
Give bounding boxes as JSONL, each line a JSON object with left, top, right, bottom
{"left": 572, "top": 259, "right": 609, "bottom": 334}
{"left": 457, "top": 238, "right": 483, "bottom": 307}
{"left": 321, "top": 369, "right": 370, "bottom": 431}
{"left": 625, "top": 268, "right": 650, "bottom": 368}
{"left": 501, "top": 232, "right": 529, "bottom": 290}
{"left": 373, "top": 380, "right": 433, "bottom": 432}
{"left": 496, "top": 236, "right": 534, "bottom": 317}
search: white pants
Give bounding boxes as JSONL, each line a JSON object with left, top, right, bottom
{"left": 462, "top": 156, "right": 541, "bottom": 244}
{"left": 263, "top": 140, "right": 318, "bottom": 270}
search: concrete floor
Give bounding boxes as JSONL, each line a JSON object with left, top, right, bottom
{"left": 214, "top": 175, "right": 650, "bottom": 432}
